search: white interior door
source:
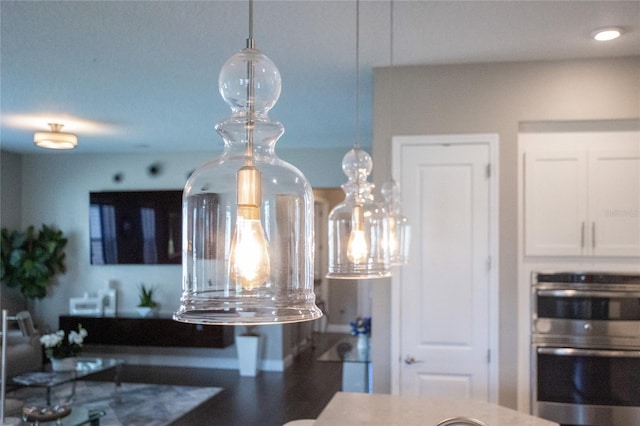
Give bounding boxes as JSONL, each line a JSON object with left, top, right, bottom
{"left": 392, "top": 134, "right": 498, "bottom": 402}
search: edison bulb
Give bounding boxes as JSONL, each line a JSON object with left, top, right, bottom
{"left": 229, "top": 214, "right": 270, "bottom": 290}
{"left": 347, "top": 229, "right": 368, "bottom": 264}
{"left": 387, "top": 216, "right": 398, "bottom": 257}
{"left": 347, "top": 204, "right": 368, "bottom": 264}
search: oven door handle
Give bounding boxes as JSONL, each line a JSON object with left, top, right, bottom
{"left": 538, "top": 347, "right": 640, "bottom": 358}
{"left": 536, "top": 289, "right": 640, "bottom": 298}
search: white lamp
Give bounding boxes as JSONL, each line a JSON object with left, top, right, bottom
{"left": 34, "top": 123, "right": 77, "bottom": 150}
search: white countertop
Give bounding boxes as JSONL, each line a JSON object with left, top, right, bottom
{"left": 314, "top": 392, "right": 559, "bottom": 426}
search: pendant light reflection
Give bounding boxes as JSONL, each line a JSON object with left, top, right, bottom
{"left": 174, "top": 1, "right": 321, "bottom": 325}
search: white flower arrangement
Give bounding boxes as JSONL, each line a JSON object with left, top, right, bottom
{"left": 40, "top": 324, "right": 88, "bottom": 359}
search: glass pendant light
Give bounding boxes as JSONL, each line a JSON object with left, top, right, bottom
{"left": 381, "top": 1, "right": 411, "bottom": 267}
{"left": 174, "top": 0, "right": 322, "bottom": 325}
{"left": 328, "top": 148, "right": 391, "bottom": 279}
{"left": 327, "top": 0, "right": 391, "bottom": 280}
{"left": 381, "top": 179, "right": 410, "bottom": 266}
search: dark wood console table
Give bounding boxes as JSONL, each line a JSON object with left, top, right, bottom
{"left": 59, "top": 315, "right": 234, "bottom": 348}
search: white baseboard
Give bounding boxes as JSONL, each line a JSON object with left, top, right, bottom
{"left": 83, "top": 346, "right": 287, "bottom": 372}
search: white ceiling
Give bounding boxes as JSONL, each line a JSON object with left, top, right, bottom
{"left": 1, "top": 0, "right": 638, "bottom": 155}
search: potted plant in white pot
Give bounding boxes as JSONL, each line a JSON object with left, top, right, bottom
{"left": 236, "top": 325, "right": 263, "bottom": 377}
{"left": 40, "top": 323, "right": 88, "bottom": 371}
{"left": 136, "top": 284, "right": 158, "bottom": 317}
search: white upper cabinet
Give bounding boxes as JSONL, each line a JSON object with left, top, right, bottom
{"left": 522, "top": 131, "right": 640, "bottom": 257}
{"left": 588, "top": 150, "right": 640, "bottom": 256}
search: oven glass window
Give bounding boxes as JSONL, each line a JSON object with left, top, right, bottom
{"left": 538, "top": 351, "right": 640, "bottom": 406}
{"left": 537, "top": 296, "right": 640, "bottom": 320}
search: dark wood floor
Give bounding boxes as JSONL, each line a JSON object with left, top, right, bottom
{"left": 91, "top": 333, "right": 344, "bottom": 426}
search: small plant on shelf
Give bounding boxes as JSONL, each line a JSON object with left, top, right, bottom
{"left": 137, "top": 283, "right": 158, "bottom": 308}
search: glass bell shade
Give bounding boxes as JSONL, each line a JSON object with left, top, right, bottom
{"left": 381, "top": 179, "right": 411, "bottom": 266}
{"left": 174, "top": 45, "right": 322, "bottom": 325}
{"left": 327, "top": 148, "right": 391, "bottom": 279}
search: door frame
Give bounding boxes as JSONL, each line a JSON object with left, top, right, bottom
{"left": 390, "top": 133, "right": 500, "bottom": 403}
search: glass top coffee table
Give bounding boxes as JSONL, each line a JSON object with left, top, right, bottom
{"left": 21, "top": 406, "right": 106, "bottom": 425}
{"left": 12, "top": 357, "right": 124, "bottom": 407}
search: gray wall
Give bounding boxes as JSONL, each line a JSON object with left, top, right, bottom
{"left": 371, "top": 56, "right": 640, "bottom": 407}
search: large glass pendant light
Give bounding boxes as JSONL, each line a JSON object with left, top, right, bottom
{"left": 381, "top": 179, "right": 410, "bottom": 266}
{"left": 327, "top": 0, "right": 391, "bottom": 280}
{"left": 174, "top": 0, "right": 322, "bottom": 325}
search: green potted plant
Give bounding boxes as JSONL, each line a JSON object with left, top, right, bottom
{"left": 136, "top": 283, "right": 158, "bottom": 317}
{"left": 0, "top": 224, "right": 67, "bottom": 300}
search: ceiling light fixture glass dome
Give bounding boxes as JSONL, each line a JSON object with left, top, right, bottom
{"left": 174, "top": 1, "right": 322, "bottom": 325}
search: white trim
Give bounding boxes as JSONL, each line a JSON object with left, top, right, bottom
{"left": 390, "top": 133, "right": 500, "bottom": 403}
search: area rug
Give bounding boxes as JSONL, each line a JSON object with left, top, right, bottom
{"left": 8, "top": 380, "right": 222, "bottom": 426}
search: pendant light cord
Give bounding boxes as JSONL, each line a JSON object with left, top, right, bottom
{"left": 354, "top": 0, "right": 360, "bottom": 150}
{"left": 245, "top": 0, "right": 255, "bottom": 165}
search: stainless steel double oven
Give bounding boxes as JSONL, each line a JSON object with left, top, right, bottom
{"left": 531, "top": 272, "right": 640, "bottom": 426}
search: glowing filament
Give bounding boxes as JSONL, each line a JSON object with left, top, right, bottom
{"left": 347, "top": 205, "right": 368, "bottom": 264}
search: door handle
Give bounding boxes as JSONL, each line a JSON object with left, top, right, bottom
{"left": 404, "top": 355, "right": 424, "bottom": 365}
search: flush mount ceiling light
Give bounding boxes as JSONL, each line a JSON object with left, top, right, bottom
{"left": 174, "top": 0, "right": 321, "bottom": 325}
{"left": 592, "top": 27, "right": 623, "bottom": 41}
{"left": 33, "top": 123, "right": 77, "bottom": 150}
{"left": 327, "top": 0, "right": 391, "bottom": 280}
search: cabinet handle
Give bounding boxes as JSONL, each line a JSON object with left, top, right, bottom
{"left": 581, "top": 222, "right": 585, "bottom": 248}
{"left": 592, "top": 222, "right": 596, "bottom": 249}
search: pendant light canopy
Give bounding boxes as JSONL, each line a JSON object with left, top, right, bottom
{"left": 327, "top": 148, "right": 391, "bottom": 279}
{"left": 174, "top": 1, "right": 322, "bottom": 325}
{"left": 381, "top": 179, "right": 411, "bottom": 266}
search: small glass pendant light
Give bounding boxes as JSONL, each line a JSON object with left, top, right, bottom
{"left": 381, "top": 179, "right": 411, "bottom": 266}
{"left": 327, "top": 0, "right": 390, "bottom": 280}
{"left": 174, "top": 1, "right": 322, "bottom": 325}
{"left": 327, "top": 148, "right": 391, "bottom": 279}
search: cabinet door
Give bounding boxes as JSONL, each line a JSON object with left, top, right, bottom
{"left": 589, "top": 150, "right": 640, "bottom": 256}
{"left": 524, "top": 150, "right": 587, "bottom": 256}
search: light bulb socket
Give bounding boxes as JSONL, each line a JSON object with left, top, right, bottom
{"left": 237, "top": 165, "right": 262, "bottom": 206}
{"left": 352, "top": 204, "right": 365, "bottom": 230}
{"left": 237, "top": 205, "right": 260, "bottom": 220}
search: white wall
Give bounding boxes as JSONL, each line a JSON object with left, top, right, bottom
{"left": 4, "top": 147, "right": 345, "bottom": 369}
{"left": 371, "top": 56, "right": 640, "bottom": 407}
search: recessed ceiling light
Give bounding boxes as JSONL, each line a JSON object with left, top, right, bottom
{"left": 592, "top": 28, "right": 623, "bottom": 41}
